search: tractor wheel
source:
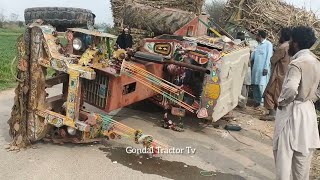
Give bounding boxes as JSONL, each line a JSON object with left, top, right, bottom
{"left": 111, "top": 0, "right": 204, "bottom": 27}
{"left": 123, "top": 3, "right": 196, "bottom": 35}
{"left": 24, "top": 7, "right": 95, "bottom": 31}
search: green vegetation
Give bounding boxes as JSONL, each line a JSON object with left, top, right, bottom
{"left": 0, "top": 24, "right": 117, "bottom": 91}
{"left": 0, "top": 28, "right": 24, "bottom": 90}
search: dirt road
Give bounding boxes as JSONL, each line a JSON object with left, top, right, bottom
{"left": 0, "top": 87, "right": 316, "bottom": 180}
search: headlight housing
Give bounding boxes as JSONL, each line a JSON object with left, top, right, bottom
{"left": 73, "top": 38, "right": 83, "bottom": 50}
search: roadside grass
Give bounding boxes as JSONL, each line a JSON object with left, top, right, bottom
{"left": 0, "top": 28, "right": 24, "bottom": 91}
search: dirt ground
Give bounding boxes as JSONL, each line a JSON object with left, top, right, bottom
{"left": 0, "top": 88, "right": 319, "bottom": 179}
{"left": 235, "top": 106, "right": 320, "bottom": 180}
{"left": 311, "top": 149, "right": 320, "bottom": 179}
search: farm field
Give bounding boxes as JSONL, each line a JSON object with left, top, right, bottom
{"left": 0, "top": 28, "right": 24, "bottom": 90}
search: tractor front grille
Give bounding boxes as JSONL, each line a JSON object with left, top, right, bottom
{"left": 83, "top": 70, "right": 109, "bottom": 109}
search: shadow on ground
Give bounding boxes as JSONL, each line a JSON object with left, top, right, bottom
{"left": 112, "top": 100, "right": 216, "bottom": 133}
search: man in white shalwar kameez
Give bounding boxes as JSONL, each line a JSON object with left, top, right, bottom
{"left": 273, "top": 26, "right": 320, "bottom": 180}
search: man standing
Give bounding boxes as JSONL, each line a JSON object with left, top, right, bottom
{"left": 273, "top": 26, "right": 320, "bottom": 180}
{"left": 263, "top": 28, "right": 291, "bottom": 119}
{"left": 236, "top": 32, "right": 251, "bottom": 109}
{"left": 251, "top": 30, "right": 273, "bottom": 108}
{"left": 116, "top": 27, "right": 133, "bottom": 49}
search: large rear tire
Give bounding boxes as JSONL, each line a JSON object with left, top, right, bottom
{"left": 123, "top": 3, "right": 196, "bottom": 35}
{"left": 24, "top": 7, "right": 95, "bottom": 31}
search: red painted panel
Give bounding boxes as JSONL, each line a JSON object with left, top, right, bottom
{"left": 174, "top": 15, "right": 209, "bottom": 37}
{"left": 174, "top": 17, "right": 199, "bottom": 36}
{"left": 104, "top": 62, "right": 164, "bottom": 112}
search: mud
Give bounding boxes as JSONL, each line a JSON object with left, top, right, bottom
{"left": 100, "top": 146, "right": 245, "bottom": 180}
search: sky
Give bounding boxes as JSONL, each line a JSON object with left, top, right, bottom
{"left": 0, "top": 0, "right": 319, "bottom": 25}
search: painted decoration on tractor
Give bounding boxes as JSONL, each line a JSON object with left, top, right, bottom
{"left": 197, "top": 108, "right": 208, "bottom": 118}
{"left": 46, "top": 116, "right": 64, "bottom": 127}
{"left": 208, "top": 100, "right": 214, "bottom": 106}
{"left": 187, "top": 49, "right": 209, "bottom": 65}
{"left": 69, "top": 93, "right": 75, "bottom": 103}
{"left": 66, "top": 70, "right": 80, "bottom": 120}
{"left": 211, "top": 69, "right": 219, "bottom": 83}
{"left": 39, "top": 57, "right": 50, "bottom": 67}
{"left": 204, "top": 84, "right": 220, "bottom": 100}
{"left": 16, "top": 35, "right": 28, "bottom": 72}
{"left": 212, "top": 76, "right": 219, "bottom": 83}
{"left": 145, "top": 42, "right": 155, "bottom": 52}
{"left": 38, "top": 24, "right": 96, "bottom": 80}
{"left": 181, "top": 41, "right": 197, "bottom": 51}
{"left": 173, "top": 43, "right": 184, "bottom": 61}
{"left": 209, "top": 49, "right": 221, "bottom": 62}
{"left": 154, "top": 43, "right": 172, "bottom": 56}
{"left": 198, "top": 57, "right": 208, "bottom": 64}
{"left": 211, "top": 70, "right": 216, "bottom": 77}
{"left": 79, "top": 48, "right": 99, "bottom": 66}
{"left": 198, "top": 47, "right": 223, "bottom": 117}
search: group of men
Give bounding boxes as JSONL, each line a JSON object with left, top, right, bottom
{"left": 238, "top": 29, "right": 291, "bottom": 118}
{"left": 116, "top": 26, "right": 320, "bottom": 179}
{"left": 239, "top": 26, "right": 320, "bottom": 180}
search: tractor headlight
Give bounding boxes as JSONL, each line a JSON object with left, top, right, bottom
{"left": 73, "top": 38, "right": 83, "bottom": 50}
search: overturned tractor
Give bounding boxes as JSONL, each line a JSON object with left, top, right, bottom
{"left": 8, "top": 7, "right": 250, "bottom": 150}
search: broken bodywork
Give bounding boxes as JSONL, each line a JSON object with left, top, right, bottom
{"left": 8, "top": 7, "right": 250, "bottom": 150}
{"left": 8, "top": 22, "right": 168, "bottom": 152}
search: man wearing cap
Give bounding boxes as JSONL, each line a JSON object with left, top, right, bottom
{"left": 116, "top": 27, "right": 133, "bottom": 49}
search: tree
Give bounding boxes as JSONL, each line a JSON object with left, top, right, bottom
{"left": 94, "top": 23, "right": 107, "bottom": 31}
{"left": 93, "top": 23, "right": 118, "bottom": 34}
{"left": 104, "top": 24, "right": 118, "bottom": 34}
{"left": 18, "top": 21, "right": 24, "bottom": 28}
{"left": 0, "top": 11, "right": 5, "bottom": 28}
{"left": 204, "top": 0, "right": 227, "bottom": 27}
{"left": 9, "top": 13, "right": 18, "bottom": 22}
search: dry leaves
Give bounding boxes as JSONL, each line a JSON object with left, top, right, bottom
{"left": 224, "top": 0, "right": 320, "bottom": 44}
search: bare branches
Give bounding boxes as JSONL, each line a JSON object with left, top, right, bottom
{"left": 204, "top": 0, "right": 227, "bottom": 26}
{"left": 224, "top": 0, "right": 320, "bottom": 44}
